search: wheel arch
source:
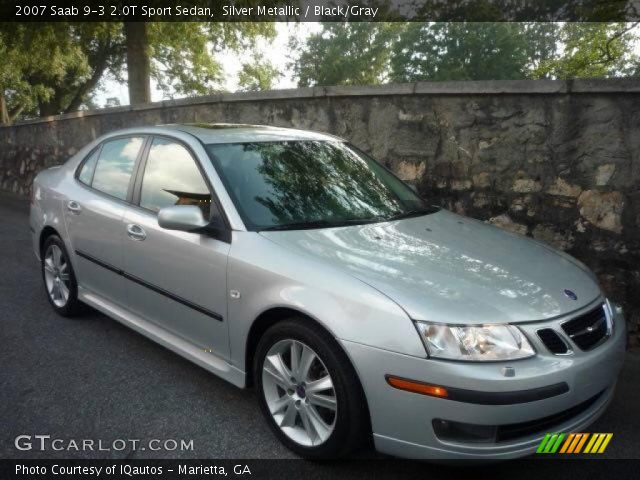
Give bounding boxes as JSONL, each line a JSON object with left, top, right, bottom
{"left": 245, "top": 307, "right": 350, "bottom": 389}
{"left": 39, "top": 225, "right": 60, "bottom": 256}
{"left": 245, "top": 307, "right": 313, "bottom": 387}
{"left": 245, "top": 306, "right": 374, "bottom": 445}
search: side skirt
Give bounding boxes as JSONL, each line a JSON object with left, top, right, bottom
{"left": 78, "top": 287, "right": 246, "bottom": 388}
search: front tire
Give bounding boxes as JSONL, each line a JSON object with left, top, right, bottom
{"left": 41, "top": 235, "right": 83, "bottom": 317}
{"left": 254, "top": 318, "right": 368, "bottom": 458}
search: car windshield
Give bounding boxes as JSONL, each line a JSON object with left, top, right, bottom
{"left": 206, "top": 140, "right": 437, "bottom": 231}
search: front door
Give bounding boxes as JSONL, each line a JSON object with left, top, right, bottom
{"left": 121, "top": 136, "right": 231, "bottom": 358}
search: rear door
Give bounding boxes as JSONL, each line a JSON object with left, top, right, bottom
{"left": 121, "top": 136, "right": 231, "bottom": 358}
{"left": 65, "top": 136, "right": 147, "bottom": 305}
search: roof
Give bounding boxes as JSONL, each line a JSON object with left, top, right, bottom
{"left": 158, "top": 123, "right": 343, "bottom": 144}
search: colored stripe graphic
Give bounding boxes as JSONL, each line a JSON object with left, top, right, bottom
{"left": 562, "top": 433, "right": 587, "bottom": 453}
{"left": 591, "top": 434, "right": 606, "bottom": 453}
{"left": 559, "top": 433, "right": 575, "bottom": 453}
{"left": 597, "top": 434, "right": 613, "bottom": 453}
{"left": 584, "top": 433, "right": 613, "bottom": 454}
{"left": 537, "top": 433, "right": 565, "bottom": 453}
{"left": 539, "top": 433, "right": 613, "bottom": 454}
{"left": 574, "top": 433, "right": 589, "bottom": 453}
{"left": 537, "top": 434, "right": 552, "bottom": 453}
{"left": 584, "top": 434, "right": 599, "bottom": 453}
{"left": 550, "top": 433, "right": 565, "bottom": 453}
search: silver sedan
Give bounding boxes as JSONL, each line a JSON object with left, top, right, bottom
{"left": 30, "top": 124, "right": 626, "bottom": 460}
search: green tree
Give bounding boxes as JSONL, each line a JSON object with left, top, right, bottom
{"left": 37, "top": 23, "right": 126, "bottom": 117}
{"left": 530, "top": 22, "right": 639, "bottom": 79}
{"left": 0, "top": 23, "right": 91, "bottom": 123}
{"left": 293, "top": 22, "right": 638, "bottom": 86}
{"left": 149, "top": 22, "right": 275, "bottom": 98}
{"left": 292, "top": 22, "right": 558, "bottom": 86}
{"left": 390, "top": 22, "right": 544, "bottom": 82}
{"left": 290, "top": 23, "right": 403, "bottom": 87}
{"left": 238, "top": 58, "right": 281, "bottom": 91}
{"left": 521, "top": 23, "right": 562, "bottom": 76}
{"left": 0, "top": 22, "right": 275, "bottom": 121}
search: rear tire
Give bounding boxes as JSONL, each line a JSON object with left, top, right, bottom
{"left": 41, "top": 234, "right": 83, "bottom": 317}
{"left": 254, "top": 318, "right": 369, "bottom": 458}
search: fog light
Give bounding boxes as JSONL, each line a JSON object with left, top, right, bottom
{"left": 433, "top": 419, "right": 497, "bottom": 443}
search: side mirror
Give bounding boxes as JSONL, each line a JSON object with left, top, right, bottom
{"left": 158, "top": 205, "right": 208, "bottom": 232}
{"left": 158, "top": 205, "right": 231, "bottom": 242}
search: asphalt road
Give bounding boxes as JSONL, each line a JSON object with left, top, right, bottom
{"left": 1, "top": 191, "right": 639, "bottom": 461}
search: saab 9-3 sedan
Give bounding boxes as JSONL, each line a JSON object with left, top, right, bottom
{"left": 31, "top": 124, "right": 625, "bottom": 460}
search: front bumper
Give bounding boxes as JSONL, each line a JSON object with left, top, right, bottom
{"left": 342, "top": 299, "right": 626, "bottom": 460}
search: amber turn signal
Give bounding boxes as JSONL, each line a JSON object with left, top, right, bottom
{"left": 385, "top": 375, "right": 449, "bottom": 398}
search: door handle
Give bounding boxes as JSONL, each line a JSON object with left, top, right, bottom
{"left": 126, "top": 224, "right": 147, "bottom": 241}
{"left": 67, "top": 200, "right": 82, "bottom": 214}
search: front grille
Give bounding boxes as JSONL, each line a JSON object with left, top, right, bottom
{"left": 496, "top": 390, "right": 604, "bottom": 442}
{"left": 537, "top": 328, "right": 569, "bottom": 354}
{"left": 562, "top": 304, "right": 609, "bottom": 351}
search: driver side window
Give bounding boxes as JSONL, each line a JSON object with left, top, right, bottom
{"left": 139, "top": 137, "right": 212, "bottom": 218}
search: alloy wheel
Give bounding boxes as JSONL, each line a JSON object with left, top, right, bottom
{"left": 43, "top": 244, "right": 71, "bottom": 308}
{"left": 262, "top": 339, "right": 337, "bottom": 447}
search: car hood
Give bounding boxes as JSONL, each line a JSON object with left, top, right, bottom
{"left": 259, "top": 210, "right": 601, "bottom": 324}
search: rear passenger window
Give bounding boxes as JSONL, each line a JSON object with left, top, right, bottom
{"left": 78, "top": 149, "right": 99, "bottom": 185}
{"left": 139, "top": 137, "right": 211, "bottom": 218}
{"left": 91, "top": 137, "right": 144, "bottom": 200}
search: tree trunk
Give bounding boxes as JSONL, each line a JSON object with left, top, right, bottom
{"left": 125, "top": 22, "right": 151, "bottom": 105}
{"left": 0, "top": 93, "right": 9, "bottom": 125}
{"left": 9, "top": 104, "right": 24, "bottom": 123}
{"left": 38, "top": 93, "right": 65, "bottom": 117}
{"left": 65, "top": 51, "right": 112, "bottom": 113}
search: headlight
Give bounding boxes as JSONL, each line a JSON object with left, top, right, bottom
{"left": 605, "top": 298, "right": 623, "bottom": 331}
{"left": 414, "top": 322, "right": 535, "bottom": 361}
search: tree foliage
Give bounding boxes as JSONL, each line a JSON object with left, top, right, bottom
{"left": 0, "top": 23, "right": 92, "bottom": 122}
{"left": 292, "top": 22, "right": 639, "bottom": 87}
{"left": 530, "top": 22, "right": 639, "bottom": 79}
{"left": 391, "top": 23, "right": 534, "bottom": 82}
{"left": 290, "top": 23, "right": 403, "bottom": 87}
{"left": 238, "top": 58, "right": 281, "bottom": 91}
{"left": 148, "top": 22, "right": 274, "bottom": 98}
{"left": 0, "top": 22, "right": 275, "bottom": 122}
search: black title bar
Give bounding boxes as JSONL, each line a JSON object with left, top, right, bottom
{"left": 2, "top": 0, "right": 640, "bottom": 22}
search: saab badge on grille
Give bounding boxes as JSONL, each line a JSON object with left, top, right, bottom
{"left": 563, "top": 289, "right": 578, "bottom": 301}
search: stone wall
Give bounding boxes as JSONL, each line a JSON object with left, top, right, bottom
{"left": 1, "top": 79, "right": 639, "bottom": 344}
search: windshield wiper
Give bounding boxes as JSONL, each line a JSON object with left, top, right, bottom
{"left": 385, "top": 207, "right": 440, "bottom": 222}
{"left": 259, "top": 208, "right": 440, "bottom": 231}
{"left": 259, "top": 217, "right": 381, "bottom": 231}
